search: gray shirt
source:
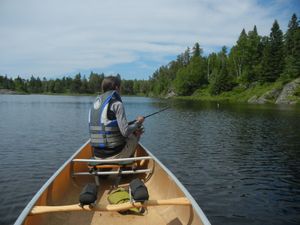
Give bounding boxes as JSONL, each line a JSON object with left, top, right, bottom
{"left": 110, "top": 101, "right": 139, "bottom": 137}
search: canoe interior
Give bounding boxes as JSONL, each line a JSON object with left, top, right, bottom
{"left": 22, "top": 143, "right": 205, "bottom": 225}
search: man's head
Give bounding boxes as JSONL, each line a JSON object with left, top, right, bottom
{"left": 101, "top": 76, "right": 121, "bottom": 93}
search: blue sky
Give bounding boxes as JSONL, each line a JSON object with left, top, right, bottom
{"left": 0, "top": 0, "right": 299, "bottom": 80}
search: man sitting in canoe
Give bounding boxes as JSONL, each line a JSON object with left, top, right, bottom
{"left": 89, "top": 76, "right": 144, "bottom": 159}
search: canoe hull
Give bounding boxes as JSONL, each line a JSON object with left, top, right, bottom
{"left": 14, "top": 141, "right": 211, "bottom": 225}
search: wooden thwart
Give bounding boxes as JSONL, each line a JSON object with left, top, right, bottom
{"left": 30, "top": 197, "right": 191, "bottom": 215}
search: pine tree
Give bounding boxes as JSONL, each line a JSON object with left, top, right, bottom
{"left": 71, "top": 73, "right": 82, "bottom": 93}
{"left": 42, "top": 77, "right": 48, "bottom": 93}
{"left": 261, "top": 20, "right": 284, "bottom": 82}
{"left": 182, "top": 47, "right": 191, "bottom": 66}
{"left": 285, "top": 14, "right": 299, "bottom": 55}
{"left": 80, "top": 76, "right": 89, "bottom": 93}
{"left": 245, "top": 25, "right": 262, "bottom": 82}
{"left": 36, "top": 77, "right": 42, "bottom": 93}
{"left": 192, "top": 42, "right": 202, "bottom": 58}
{"left": 14, "top": 76, "right": 26, "bottom": 92}
{"left": 290, "top": 28, "right": 300, "bottom": 77}
{"left": 173, "top": 55, "right": 207, "bottom": 95}
{"left": 28, "top": 76, "right": 37, "bottom": 93}
{"left": 54, "top": 79, "right": 63, "bottom": 93}
{"left": 232, "top": 29, "right": 248, "bottom": 78}
{"left": 210, "top": 46, "right": 234, "bottom": 95}
{"left": 282, "top": 14, "right": 300, "bottom": 79}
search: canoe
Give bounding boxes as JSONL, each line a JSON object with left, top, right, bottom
{"left": 14, "top": 140, "right": 211, "bottom": 225}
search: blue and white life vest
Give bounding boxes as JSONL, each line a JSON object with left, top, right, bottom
{"left": 89, "top": 91, "right": 126, "bottom": 148}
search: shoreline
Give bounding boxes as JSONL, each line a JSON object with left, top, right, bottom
{"left": 1, "top": 77, "right": 299, "bottom": 106}
{"left": 172, "top": 78, "right": 300, "bottom": 105}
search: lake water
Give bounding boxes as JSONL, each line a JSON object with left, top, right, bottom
{"left": 0, "top": 95, "right": 300, "bottom": 225}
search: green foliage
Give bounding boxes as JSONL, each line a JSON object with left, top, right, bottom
{"left": 0, "top": 73, "right": 150, "bottom": 96}
{"left": 174, "top": 56, "right": 207, "bottom": 95}
{"left": 284, "top": 14, "right": 298, "bottom": 55}
{"left": 0, "top": 76, "right": 15, "bottom": 90}
{"left": 261, "top": 20, "right": 284, "bottom": 82}
{"left": 282, "top": 14, "right": 300, "bottom": 79}
{"left": 192, "top": 42, "right": 202, "bottom": 58}
{"left": 70, "top": 73, "right": 82, "bottom": 93}
{"left": 228, "top": 26, "right": 263, "bottom": 84}
{"left": 121, "top": 80, "right": 134, "bottom": 95}
{"left": 14, "top": 76, "right": 27, "bottom": 92}
{"left": 149, "top": 14, "right": 298, "bottom": 98}
{"left": 295, "top": 86, "right": 300, "bottom": 97}
{"left": 27, "top": 76, "right": 42, "bottom": 93}
{"left": 181, "top": 80, "right": 285, "bottom": 103}
{"left": 53, "top": 79, "right": 64, "bottom": 93}
{"left": 210, "top": 47, "right": 235, "bottom": 95}
{"left": 88, "top": 72, "right": 104, "bottom": 93}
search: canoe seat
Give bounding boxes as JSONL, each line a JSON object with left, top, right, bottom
{"left": 88, "top": 158, "right": 136, "bottom": 170}
{"left": 87, "top": 158, "right": 138, "bottom": 187}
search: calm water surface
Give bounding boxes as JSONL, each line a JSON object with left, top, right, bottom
{"left": 0, "top": 95, "right": 300, "bottom": 225}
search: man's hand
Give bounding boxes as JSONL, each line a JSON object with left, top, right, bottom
{"left": 134, "top": 125, "right": 145, "bottom": 138}
{"left": 136, "top": 116, "right": 145, "bottom": 124}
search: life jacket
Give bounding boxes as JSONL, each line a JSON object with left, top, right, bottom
{"left": 89, "top": 91, "right": 126, "bottom": 149}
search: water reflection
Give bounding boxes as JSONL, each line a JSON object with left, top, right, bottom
{"left": 0, "top": 95, "right": 299, "bottom": 225}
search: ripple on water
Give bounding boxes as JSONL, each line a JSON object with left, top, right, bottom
{"left": 1, "top": 96, "right": 300, "bottom": 225}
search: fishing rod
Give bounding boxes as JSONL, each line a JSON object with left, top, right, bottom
{"left": 128, "top": 106, "right": 171, "bottom": 125}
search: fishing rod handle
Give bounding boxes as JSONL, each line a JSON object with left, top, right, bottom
{"left": 128, "top": 120, "right": 136, "bottom": 125}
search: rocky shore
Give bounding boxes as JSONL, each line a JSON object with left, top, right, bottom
{"left": 248, "top": 78, "right": 300, "bottom": 105}
{"left": 0, "top": 89, "right": 18, "bottom": 94}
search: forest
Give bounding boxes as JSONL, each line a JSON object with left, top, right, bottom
{"left": 1, "top": 14, "right": 299, "bottom": 97}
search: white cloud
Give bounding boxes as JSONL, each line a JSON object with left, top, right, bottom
{"left": 0, "top": 0, "right": 297, "bottom": 79}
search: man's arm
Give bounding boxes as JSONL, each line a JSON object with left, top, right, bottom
{"left": 111, "top": 101, "right": 139, "bottom": 137}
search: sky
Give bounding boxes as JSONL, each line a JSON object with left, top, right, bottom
{"left": 0, "top": 0, "right": 299, "bottom": 80}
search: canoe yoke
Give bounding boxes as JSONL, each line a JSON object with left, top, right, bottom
{"left": 72, "top": 156, "right": 153, "bottom": 186}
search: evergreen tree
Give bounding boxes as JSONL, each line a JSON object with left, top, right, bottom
{"left": 210, "top": 46, "right": 235, "bottom": 95}
{"left": 245, "top": 25, "right": 262, "bottom": 82}
{"left": 71, "top": 73, "right": 82, "bottom": 93}
{"left": 192, "top": 42, "right": 202, "bottom": 58}
{"left": 174, "top": 54, "right": 207, "bottom": 95}
{"left": 80, "top": 76, "right": 89, "bottom": 93}
{"left": 121, "top": 79, "right": 134, "bottom": 95}
{"left": 207, "top": 53, "right": 219, "bottom": 82}
{"left": 36, "top": 77, "right": 42, "bottom": 93}
{"left": 28, "top": 76, "right": 37, "bottom": 93}
{"left": 261, "top": 20, "right": 284, "bottom": 82}
{"left": 0, "top": 75, "right": 15, "bottom": 90}
{"left": 293, "top": 28, "right": 300, "bottom": 76}
{"left": 282, "top": 14, "right": 300, "bottom": 79}
{"left": 47, "top": 80, "right": 55, "bottom": 93}
{"left": 14, "top": 76, "right": 26, "bottom": 92}
{"left": 285, "top": 14, "right": 299, "bottom": 55}
{"left": 54, "top": 79, "right": 63, "bottom": 93}
{"left": 42, "top": 77, "right": 48, "bottom": 93}
{"left": 231, "top": 29, "right": 248, "bottom": 79}
{"left": 88, "top": 72, "right": 104, "bottom": 93}
{"left": 183, "top": 47, "right": 191, "bottom": 66}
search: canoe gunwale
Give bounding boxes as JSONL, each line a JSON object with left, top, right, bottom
{"left": 139, "top": 143, "right": 211, "bottom": 225}
{"left": 14, "top": 141, "right": 211, "bottom": 225}
{"left": 13, "top": 140, "right": 91, "bottom": 225}
{"left": 72, "top": 156, "right": 152, "bottom": 163}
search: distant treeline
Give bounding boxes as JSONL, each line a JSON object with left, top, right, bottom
{"left": 1, "top": 13, "right": 299, "bottom": 97}
{"left": 0, "top": 73, "right": 150, "bottom": 95}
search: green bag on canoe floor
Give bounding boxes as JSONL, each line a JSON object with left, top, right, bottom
{"left": 107, "top": 188, "right": 140, "bottom": 214}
